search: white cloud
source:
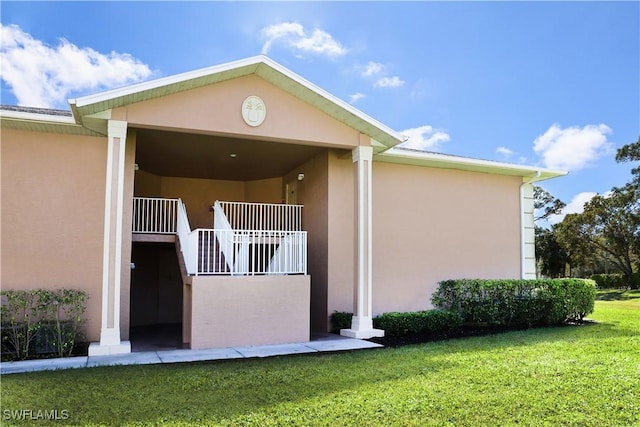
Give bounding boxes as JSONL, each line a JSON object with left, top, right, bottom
{"left": 357, "top": 61, "right": 405, "bottom": 90}
{"left": 496, "top": 146, "right": 527, "bottom": 164}
{"left": 349, "top": 93, "right": 365, "bottom": 104}
{"left": 361, "top": 61, "right": 384, "bottom": 77}
{"left": 374, "top": 76, "right": 405, "bottom": 88}
{"left": 547, "top": 191, "right": 597, "bottom": 225}
{"left": 260, "top": 22, "right": 346, "bottom": 58}
{"left": 398, "top": 125, "right": 451, "bottom": 151}
{"left": 533, "top": 123, "right": 613, "bottom": 171}
{"left": 0, "top": 24, "right": 152, "bottom": 109}
{"left": 496, "top": 146, "right": 515, "bottom": 157}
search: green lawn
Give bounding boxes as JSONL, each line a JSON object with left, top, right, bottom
{"left": 1, "top": 291, "right": 639, "bottom": 426}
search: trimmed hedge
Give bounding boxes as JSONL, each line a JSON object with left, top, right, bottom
{"left": 431, "top": 278, "right": 596, "bottom": 327}
{"left": 372, "top": 310, "right": 463, "bottom": 337}
{"left": 590, "top": 273, "right": 640, "bottom": 290}
{"left": 330, "top": 311, "right": 353, "bottom": 333}
{"left": 330, "top": 309, "right": 463, "bottom": 338}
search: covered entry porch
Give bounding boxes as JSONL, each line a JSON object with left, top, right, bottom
{"left": 82, "top": 56, "right": 396, "bottom": 356}
{"left": 131, "top": 196, "right": 310, "bottom": 349}
{"left": 128, "top": 124, "right": 318, "bottom": 351}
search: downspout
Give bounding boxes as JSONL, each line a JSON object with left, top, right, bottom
{"left": 520, "top": 171, "right": 541, "bottom": 279}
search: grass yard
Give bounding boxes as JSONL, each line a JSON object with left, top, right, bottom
{"left": 1, "top": 290, "right": 638, "bottom": 426}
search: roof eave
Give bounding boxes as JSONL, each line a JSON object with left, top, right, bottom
{"left": 254, "top": 57, "right": 404, "bottom": 149}
{"left": 69, "top": 56, "right": 263, "bottom": 118}
{"left": 68, "top": 55, "right": 404, "bottom": 149}
{"left": 0, "top": 109, "right": 75, "bottom": 124}
{"left": 374, "top": 148, "right": 568, "bottom": 182}
{"left": 0, "top": 109, "right": 102, "bottom": 136}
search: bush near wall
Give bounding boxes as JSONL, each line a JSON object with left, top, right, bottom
{"left": 1, "top": 289, "right": 87, "bottom": 360}
{"left": 330, "top": 310, "right": 463, "bottom": 339}
{"left": 590, "top": 273, "right": 640, "bottom": 289}
{"left": 372, "top": 310, "right": 463, "bottom": 337}
{"left": 431, "top": 279, "right": 596, "bottom": 327}
{"left": 330, "top": 311, "right": 353, "bottom": 334}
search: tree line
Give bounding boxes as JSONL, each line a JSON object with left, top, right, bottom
{"left": 535, "top": 137, "right": 640, "bottom": 280}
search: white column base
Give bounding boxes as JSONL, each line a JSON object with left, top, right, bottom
{"left": 88, "top": 327, "right": 131, "bottom": 356}
{"left": 98, "top": 327, "right": 122, "bottom": 346}
{"left": 88, "top": 341, "right": 131, "bottom": 356}
{"left": 340, "top": 328, "right": 385, "bottom": 339}
{"left": 340, "top": 315, "right": 384, "bottom": 339}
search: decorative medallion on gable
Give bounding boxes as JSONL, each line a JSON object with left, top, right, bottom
{"left": 241, "top": 95, "right": 266, "bottom": 127}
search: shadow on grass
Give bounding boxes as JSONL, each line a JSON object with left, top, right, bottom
{"left": 0, "top": 348, "right": 454, "bottom": 426}
{"left": 368, "top": 313, "right": 639, "bottom": 368}
{"left": 595, "top": 289, "right": 640, "bottom": 301}
{"left": 3, "top": 302, "right": 638, "bottom": 426}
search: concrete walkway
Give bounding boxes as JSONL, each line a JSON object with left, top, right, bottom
{"left": 0, "top": 334, "right": 382, "bottom": 375}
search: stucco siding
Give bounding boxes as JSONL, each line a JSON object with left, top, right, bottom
{"left": 244, "top": 177, "right": 283, "bottom": 204}
{"left": 0, "top": 128, "right": 107, "bottom": 341}
{"left": 326, "top": 150, "right": 356, "bottom": 325}
{"left": 119, "top": 130, "right": 137, "bottom": 340}
{"left": 187, "top": 275, "right": 310, "bottom": 349}
{"left": 285, "top": 151, "right": 329, "bottom": 332}
{"left": 159, "top": 176, "right": 245, "bottom": 229}
{"left": 114, "top": 75, "right": 362, "bottom": 149}
{"left": 134, "top": 172, "right": 283, "bottom": 229}
{"left": 371, "top": 161, "right": 522, "bottom": 314}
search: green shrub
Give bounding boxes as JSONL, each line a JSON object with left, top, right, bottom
{"left": 431, "top": 278, "right": 596, "bottom": 327}
{"left": 563, "top": 279, "right": 597, "bottom": 321}
{"left": 590, "top": 273, "right": 640, "bottom": 290}
{"left": 373, "top": 310, "right": 463, "bottom": 337}
{"left": 0, "top": 290, "right": 42, "bottom": 360}
{"left": 1, "top": 289, "right": 87, "bottom": 360}
{"left": 330, "top": 311, "right": 353, "bottom": 333}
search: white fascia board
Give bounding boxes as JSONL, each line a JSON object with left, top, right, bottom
{"left": 0, "top": 109, "right": 102, "bottom": 136}
{"left": 375, "top": 148, "right": 568, "bottom": 182}
{"left": 67, "top": 55, "right": 404, "bottom": 148}
{"left": 258, "top": 57, "right": 405, "bottom": 147}
{"left": 69, "top": 56, "right": 264, "bottom": 109}
{"left": 0, "top": 109, "right": 75, "bottom": 124}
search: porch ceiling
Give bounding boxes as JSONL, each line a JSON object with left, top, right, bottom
{"left": 135, "top": 128, "right": 325, "bottom": 181}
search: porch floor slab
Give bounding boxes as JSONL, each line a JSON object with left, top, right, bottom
{"left": 157, "top": 347, "right": 244, "bottom": 363}
{"left": 0, "top": 334, "right": 382, "bottom": 375}
{"left": 234, "top": 343, "right": 318, "bottom": 358}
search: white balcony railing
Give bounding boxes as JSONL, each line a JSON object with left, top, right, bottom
{"left": 132, "top": 197, "right": 178, "bottom": 234}
{"left": 132, "top": 197, "right": 307, "bottom": 276}
{"left": 217, "top": 200, "right": 303, "bottom": 232}
{"left": 195, "top": 229, "right": 307, "bottom": 276}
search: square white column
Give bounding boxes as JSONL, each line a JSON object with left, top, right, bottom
{"left": 89, "top": 120, "right": 131, "bottom": 356}
{"left": 341, "top": 145, "right": 384, "bottom": 339}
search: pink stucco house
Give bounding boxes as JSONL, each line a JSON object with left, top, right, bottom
{"left": 0, "top": 56, "right": 565, "bottom": 356}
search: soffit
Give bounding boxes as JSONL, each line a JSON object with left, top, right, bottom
{"left": 135, "top": 128, "right": 324, "bottom": 181}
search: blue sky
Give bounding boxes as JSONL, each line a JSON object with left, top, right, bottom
{"left": 2, "top": 2, "right": 638, "bottom": 224}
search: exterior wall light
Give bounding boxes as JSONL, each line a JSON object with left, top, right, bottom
{"left": 297, "top": 173, "right": 305, "bottom": 181}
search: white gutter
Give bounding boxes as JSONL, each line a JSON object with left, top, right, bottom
{"left": 375, "top": 148, "right": 567, "bottom": 180}
{"left": 0, "top": 109, "right": 75, "bottom": 124}
{"left": 520, "top": 171, "right": 541, "bottom": 279}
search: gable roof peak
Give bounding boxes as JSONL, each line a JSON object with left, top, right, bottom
{"left": 68, "top": 55, "right": 403, "bottom": 149}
